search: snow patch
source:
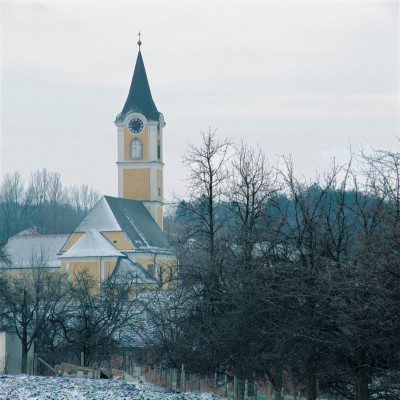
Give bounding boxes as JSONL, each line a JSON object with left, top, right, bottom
{"left": 0, "top": 375, "right": 224, "bottom": 400}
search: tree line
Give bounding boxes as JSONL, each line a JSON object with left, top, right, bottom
{"left": 0, "top": 134, "right": 399, "bottom": 400}
{"left": 0, "top": 266, "right": 150, "bottom": 375}
{"left": 144, "top": 130, "right": 400, "bottom": 400}
{"left": 0, "top": 169, "right": 100, "bottom": 243}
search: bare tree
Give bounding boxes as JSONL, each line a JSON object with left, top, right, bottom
{"left": 67, "top": 184, "right": 101, "bottom": 223}
{"left": 27, "top": 169, "right": 67, "bottom": 233}
{"left": 228, "top": 141, "right": 278, "bottom": 262}
{"left": 0, "top": 251, "right": 67, "bottom": 373}
{"left": 0, "top": 172, "right": 33, "bottom": 243}
{"left": 179, "top": 128, "right": 232, "bottom": 258}
{"left": 57, "top": 268, "right": 151, "bottom": 367}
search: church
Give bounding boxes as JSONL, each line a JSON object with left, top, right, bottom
{"left": 2, "top": 38, "right": 176, "bottom": 289}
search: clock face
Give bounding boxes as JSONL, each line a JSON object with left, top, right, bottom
{"left": 128, "top": 118, "right": 144, "bottom": 134}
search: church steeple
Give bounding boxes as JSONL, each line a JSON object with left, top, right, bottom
{"left": 114, "top": 35, "right": 165, "bottom": 230}
{"left": 115, "top": 42, "right": 160, "bottom": 123}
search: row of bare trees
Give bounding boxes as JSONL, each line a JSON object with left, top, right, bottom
{"left": 0, "top": 169, "right": 100, "bottom": 243}
{"left": 145, "top": 130, "right": 400, "bottom": 400}
{"left": 0, "top": 265, "right": 151, "bottom": 375}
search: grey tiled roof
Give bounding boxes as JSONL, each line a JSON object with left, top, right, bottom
{"left": 72, "top": 196, "right": 174, "bottom": 254}
{"left": 104, "top": 196, "right": 172, "bottom": 253}
{"left": 106, "top": 257, "right": 158, "bottom": 286}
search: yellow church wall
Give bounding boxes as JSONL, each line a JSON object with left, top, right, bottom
{"left": 70, "top": 261, "right": 99, "bottom": 283}
{"left": 156, "top": 169, "right": 163, "bottom": 202}
{"left": 123, "top": 169, "right": 150, "bottom": 200}
{"left": 134, "top": 257, "right": 154, "bottom": 271}
{"left": 61, "top": 262, "right": 66, "bottom": 274}
{"left": 157, "top": 258, "right": 178, "bottom": 289}
{"left": 102, "top": 232, "right": 132, "bottom": 250}
{"left": 104, "top": 260, "right": 117, "bottom": 280}
{"left": 157, "top": 207, "right": 163, "bottom": 229}
{"left": 124, "top": 127, "right": 148, "bottom": 161}
{"left": 62, "top": 233, "right": 84, "bottom": 251}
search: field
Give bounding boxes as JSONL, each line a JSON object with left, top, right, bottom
{"left": 0, "top": 375, "right": 223, "bottom": 400}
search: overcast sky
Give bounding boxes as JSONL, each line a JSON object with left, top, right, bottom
{"left": 1, "top": 1, "right": 399, "bottom": 200}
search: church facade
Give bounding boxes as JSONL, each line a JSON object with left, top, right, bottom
{"left": 59, "top": 40, "right": 175, "bottom": 289}
{"left": 1, "top": 40, "right": 176, "bottom": 290}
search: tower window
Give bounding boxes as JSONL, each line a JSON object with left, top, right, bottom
{"left": 130, "top": 138, "right": 143, "bottom": 160}
{"left": 157, "top": 139, "right": 161, "bottom": 160}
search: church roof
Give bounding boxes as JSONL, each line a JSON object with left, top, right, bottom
{"left": 74, "top": 196, "right": 172, "bottom": 253}
{"left": 104, "top": 196, "right": 171, "bottom": 251}
{"left": 75, "top": 197, "right": 120, "bottom": 232}
{"left": 1, "top": 234, "right": 69, "bottom": 269}
{"left": 60, "top": 229, "right": 124, "bottom": 258}
{"left": 115, "top": 49, "right": 160, "bottom": 123}
{"left": 105, "top": 257, "right": 158, "bottom": 286}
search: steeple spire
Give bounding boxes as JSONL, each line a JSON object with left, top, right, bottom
{"left": 115, "top": 35, "right": 160, "bottom": 122}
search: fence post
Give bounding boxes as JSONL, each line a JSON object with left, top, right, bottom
{"left": 281, "top": 387, "right": 285, "bottom": 399}
{"left": 80, "top": 352, "right": 84, "bottom": 367}
{"left": 234, "top": 376, "right": 237, "bottom": 400}
{"left": 33, "top": 353, "right": 38, "bottom": 375}
{"left": 244, "top": 379, "right": 248, "bottom": 400}
{"left": 268, "top": 384, "right": 272, "bottom": 400}
{"left": 254, "top": 381, "right": 258, "bottom": 400}
{"left": 224, "top": 374, "right": 228, "bottom": 398}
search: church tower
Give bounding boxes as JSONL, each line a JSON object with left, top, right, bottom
{"left": 115, "top": 35, "right": 165, "bottom": 229}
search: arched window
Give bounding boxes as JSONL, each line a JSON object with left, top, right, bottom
{"left": 157, "top": 139, "right": 161, "bottom": 160}
{"left": 130, "top": 138, "right": 143, "bottom": 160}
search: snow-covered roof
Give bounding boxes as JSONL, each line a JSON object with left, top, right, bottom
{"left": 60, "top": 229, "right": 124, "bottom": 258}
{"left": 75, "top": 197, "right": 121, "bottom": 232}
{"left": 73, "top": 195, "right": 174, "bottom": 254}
{"left": 1, "top": 234, "right": 69, "bottom": 269}
{"left": 106, "top": 257, "right": 158, "bottom": 286}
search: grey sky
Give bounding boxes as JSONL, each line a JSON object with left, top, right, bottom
{"left": 1, "top": 1, "right": 399, "bottom": 199}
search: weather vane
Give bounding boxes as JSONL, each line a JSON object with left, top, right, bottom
{"left": 138, "top": 31, "right": 142, "bottom": 48}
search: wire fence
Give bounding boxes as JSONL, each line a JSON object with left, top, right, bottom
{"left": 138, "top": 364, "right": 307, "bottom": 400}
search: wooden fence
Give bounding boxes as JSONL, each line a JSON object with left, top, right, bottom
{"left": 139, "top": 364, "right": 306, "bottom": 400}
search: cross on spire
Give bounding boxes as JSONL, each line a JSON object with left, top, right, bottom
{"left": 137, "top": 31, "right": 142, "bottom": 49}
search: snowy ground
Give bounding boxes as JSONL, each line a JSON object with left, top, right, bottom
{"left": 0, "top": 375, "right": 223, "bottom": 400}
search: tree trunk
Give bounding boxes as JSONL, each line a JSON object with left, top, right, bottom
{"left": 21, "top": 340, "right": 28, "bottom": 374}
{"left": 274, "top": 369, "right": 283, "bottom": 400}
{"left": 233, "top": 363, "right": 254, "bottom": 400}
{"left": 21, "top": 289, "right": 28, "bottom": 374}
{"left": 354, "top": 369, "right": 369, "bottom": 400}
{"left": 306, "top": 368, "right": 317, "bottom": 400}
